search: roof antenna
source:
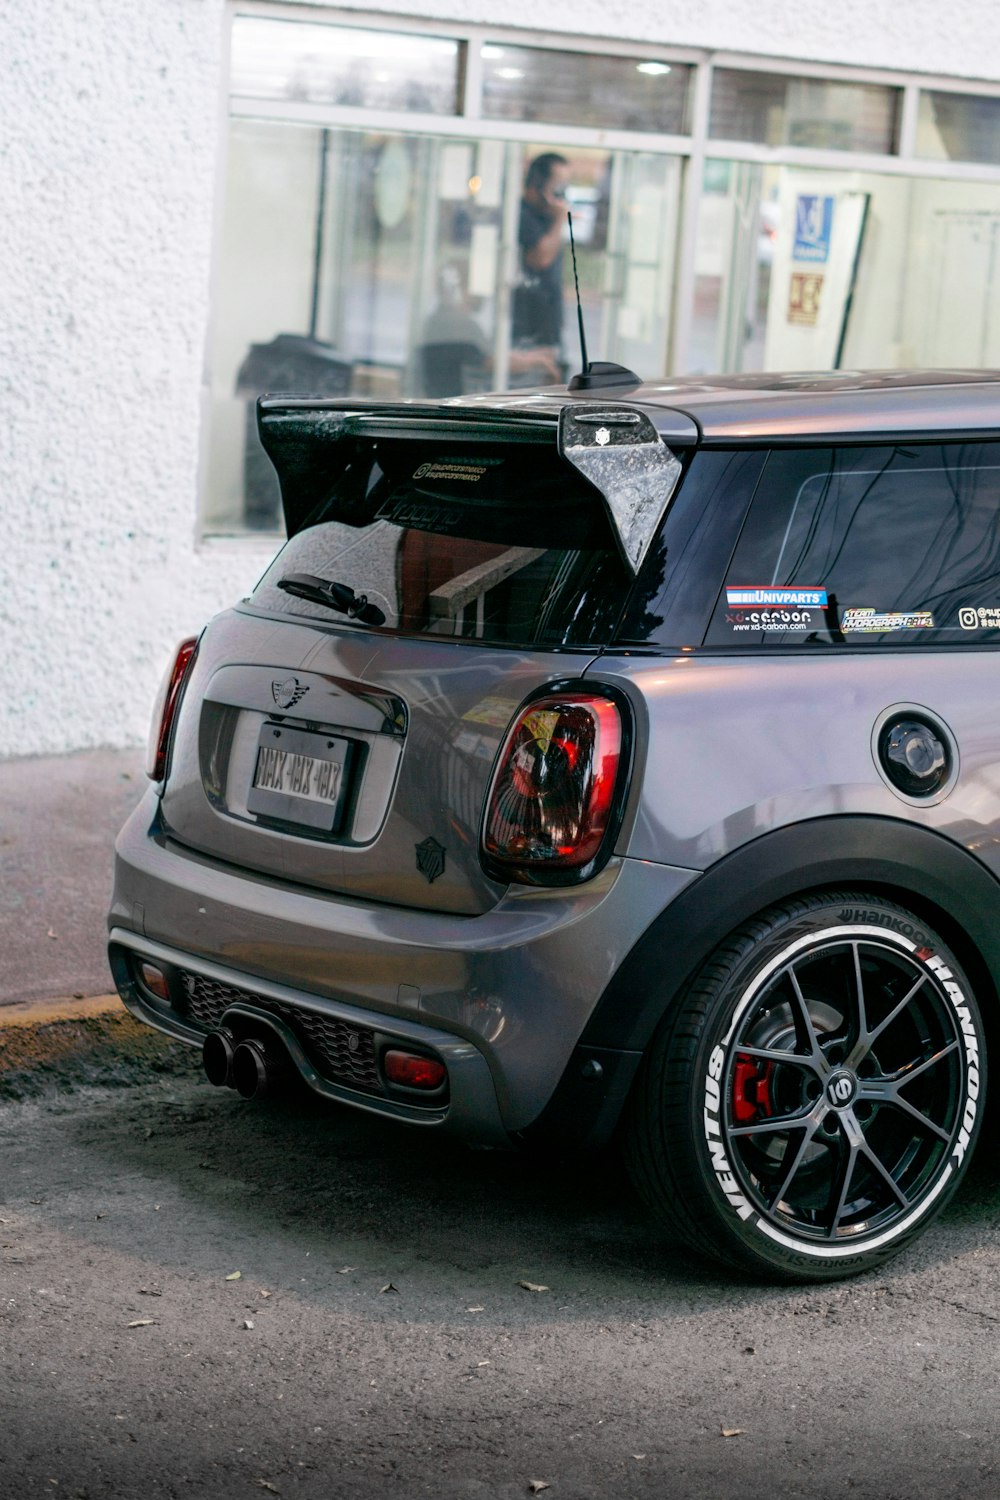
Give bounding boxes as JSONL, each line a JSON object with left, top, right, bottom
{"left": 568, "top": 211, "right": 590, "bottom": 377}
{"left": 566, "top": 210, "right": 641, "bottom": 393}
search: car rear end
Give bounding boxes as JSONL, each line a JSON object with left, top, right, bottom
{"left": 108, "top": 397, "right": 697, "bottom": 1143}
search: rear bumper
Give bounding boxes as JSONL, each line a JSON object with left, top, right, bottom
{"left": 109, "top": 927, "right": 510, "bottom": 1144}
{"left": 109, "top": 789, "right": 698, "bottom": 1134}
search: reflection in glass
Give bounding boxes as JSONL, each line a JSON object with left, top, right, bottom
{"left": 230, "top": 17, "right": 461, "bottom": 115}
{"left": 482, "top": 45, "right": 691, "bottom": 133}
{"left": 690, "top": 159, "right": 775, "bottom": 374}
{"left": 688, "top": 157, "right": 1000, "bottom": 378}
{"left": 917, "top": 91, "right": 1000, "bottom": 164}
{"left": 710, "top": 69, "right": 900, "bottom": 153}
{"left": 205, "top": 121, "right": 505, "bottom": 532}
{"left": 251, "top": 436, "right": 629, "bottom": 649}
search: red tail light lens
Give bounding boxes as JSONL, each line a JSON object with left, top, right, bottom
{"left": 482, "top": 692, "right": 626, "bottom": 882}
{"left": 146, "top": 636, "right": 198, "bottom": 782}
{"left": 383, "top": 1051, "right": 447, "bottom": 1090}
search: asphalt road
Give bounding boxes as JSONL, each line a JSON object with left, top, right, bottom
{"left": 2, "top": 1014, "right": 1000, "bottom": 1499}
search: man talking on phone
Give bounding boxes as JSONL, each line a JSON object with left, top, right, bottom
{"left": 511, "top": 152, "right": 570, "bottom": 375}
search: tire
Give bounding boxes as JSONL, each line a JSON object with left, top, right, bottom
{"left": 624, "top": 892, "right": 986, "bottom": 1281}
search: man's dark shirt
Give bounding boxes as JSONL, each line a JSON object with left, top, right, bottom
{"left": 512, "top": 198, "right": 563, "bottom": 347}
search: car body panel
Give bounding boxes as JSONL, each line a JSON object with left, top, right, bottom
{"left": 594, "top": 651, "right": 1000, "bottom": 878}
{"left": 111, "top": 786, "right": 697, "bottom": 1130}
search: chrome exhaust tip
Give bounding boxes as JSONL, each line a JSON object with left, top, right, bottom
{"left": 202, "top": 1028, "right": 236, "bottom": 1089}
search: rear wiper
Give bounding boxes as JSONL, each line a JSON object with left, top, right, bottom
{"left": 277, "top": 572, "right": 386, "bottom": 626}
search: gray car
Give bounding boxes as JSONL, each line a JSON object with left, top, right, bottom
{"left": 110, "top": 370, "right": 1000, "bottom": 1282}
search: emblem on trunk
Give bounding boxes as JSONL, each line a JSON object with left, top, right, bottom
{"left": 415, "top": 837, "right": 446, "bottom": 884}
{"left": 271, "top": 677, "right": 308, "bottom": 710}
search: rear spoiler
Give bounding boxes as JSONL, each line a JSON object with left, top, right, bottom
{"left": 256, "top": 397, "right": 696, "bottom": 576}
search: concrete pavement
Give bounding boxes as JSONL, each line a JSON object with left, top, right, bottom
{"left": 0, "top": 747, "right": 146, "bottom": 1008}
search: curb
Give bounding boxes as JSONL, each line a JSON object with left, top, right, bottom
{"left": 0, "top": 995, "right": 123, "bottom": 1028}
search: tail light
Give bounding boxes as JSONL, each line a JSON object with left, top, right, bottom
{"left": 146, "top": 636, "right": 199, "bottom": 782}
{"left": 481, "top": 690, "right": 628, "bottom": 885}
{"left": 383, "top": 1050, "right": 447, "bottom": 1091}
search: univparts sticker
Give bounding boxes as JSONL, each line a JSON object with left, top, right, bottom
{"left": 842, "top": 607, "right": 935, "bottom": 633}
{"left": 726, "top": 586, "right": 828, "bottom": 608}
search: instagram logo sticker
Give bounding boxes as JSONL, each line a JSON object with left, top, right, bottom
{"left": 959, "top": 607, "right": 979, "bottom": 630}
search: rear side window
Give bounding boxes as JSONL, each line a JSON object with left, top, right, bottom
{"left": 249, "top": 437, "right": 631, "bottom": 650}
{"left": 705, "top": 443, "right": 1000, "bottom": 647}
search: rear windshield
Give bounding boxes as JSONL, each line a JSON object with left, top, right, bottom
{"left": 249, "top": 436, "right": 631, "bottom": 649}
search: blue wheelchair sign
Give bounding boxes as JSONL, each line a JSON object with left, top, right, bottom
{"left": 793, "top": 195, "right": 834, "bottom": 263}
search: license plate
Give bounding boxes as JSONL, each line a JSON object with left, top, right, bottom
{"left": 247, "top": 725, "right": 353, "bottom": 832}
{"left": 254, "top": 744, "right": 342, "bottom": 805}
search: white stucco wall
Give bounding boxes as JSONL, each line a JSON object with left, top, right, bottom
{"left": 0, "top": 0, "right": 268, "bottom": 758}
{"left": 331, "top": 0, "right": 1000, "bottom": 82}
{"left": 3, "top": 0, "right": 1000, "bottom": 759}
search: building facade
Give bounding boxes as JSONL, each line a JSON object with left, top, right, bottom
{"left": 5, "top": 0, "right": 1000, "bottom": 755}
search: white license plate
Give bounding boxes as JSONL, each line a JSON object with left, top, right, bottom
{"left": 253, "top": 744, "right": 342, "bottom": 806}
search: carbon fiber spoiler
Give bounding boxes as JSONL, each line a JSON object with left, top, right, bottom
{"left": 256, "top": 396, "right": 696, "bottom": 575}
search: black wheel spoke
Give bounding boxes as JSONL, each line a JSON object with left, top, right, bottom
{"left": 766, "top": 1119, "right": 822, "bottom": 1211}
{"left": 889, "top": 1039, "right": 960, "bottom": 1087}
{"left": 732, "top": 1043, "right": 822, "bottom": 1073}
{"left": 852, "top": 941, "right": 868, "bottom": 1048}
{"left": 827, "top": 1139, "right": 860, "bottom": 1237}
{"left": 729, "top": 1109, "right": 815, "bottom": 1138}
{"left": 858, "top": 1136, "right": 910, "bottom": 1209}
{"left": 849, "top": 973, "right": 927, "bottom": 1066}
{"left": 788, "top": 967, "right": 826, "bottom": 1064}
{"left": 879, "top": 1092, "right": 952, "bottom": 1143}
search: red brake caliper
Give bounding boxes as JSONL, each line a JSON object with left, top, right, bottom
{"left": 733, "top": 1055, "right": 775, "bottom": 1123}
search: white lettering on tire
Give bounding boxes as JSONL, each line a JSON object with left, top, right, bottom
{"left": 703, "top": 1043, "right": 755, "bottom": 1220}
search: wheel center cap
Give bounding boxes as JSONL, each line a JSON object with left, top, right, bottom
{"left": 825, "top": 1068, "right": 859, "bottom": 1109}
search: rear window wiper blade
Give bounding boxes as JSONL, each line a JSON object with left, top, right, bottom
{"left": 277, "top": 572, "right": 386, "bottom": 626}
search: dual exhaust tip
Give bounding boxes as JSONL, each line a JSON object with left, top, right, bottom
{"left": 202, "top": 1028, "right": 282, "bottom": 1100}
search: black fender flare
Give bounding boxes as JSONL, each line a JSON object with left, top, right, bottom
{"left": 526, "top": 816, "right": 1000, "bottom": 1146}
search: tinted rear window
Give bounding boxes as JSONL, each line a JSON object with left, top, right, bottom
{"left": 249, "top": 437, "right": 631, "bottom": 649}
{"left": 706, "top": 443, "right": 1000, "bottom": 647}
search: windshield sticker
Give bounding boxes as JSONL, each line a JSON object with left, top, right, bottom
{"left": 726, "top": 607, "right": 822, "bottom": 633}
{"left": 412, "top": 460, "right": 501, "bottom": 483}
{"left": 727, "top": 586, "right": 828, "bottom": 608}
{"left": 842, "top": 608, "right": 935, "bottom": 633}
{"left": 959, "top": 606, "right": 1000, "bottom": 630}
{"left": 376, "top": 499, "right": 462, "bottom": 530}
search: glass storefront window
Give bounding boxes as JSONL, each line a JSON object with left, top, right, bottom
{"left": 230, "top": 17, "right": 462, "bottom": 114}
{"left": 917, "top": 90, "right": 1000, "bottom": 164}
{"left": 710, "top": 69, "right": 900, "bottom": 153}
{"left": 688, "top": 158, "right": 1000, "bottom": 377}
{"left": 203, "top": 118, "right": 682, "bottom": 533}
{"left": 206, "top": 16, "right": 1000, "bottom": 535}
{"left": 481, "top": 45, "right": 691, "bottom": 134}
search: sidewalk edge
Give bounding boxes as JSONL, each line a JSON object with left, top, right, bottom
{"left": 0, "top": 995, "right": 123, "bottom": 1028}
